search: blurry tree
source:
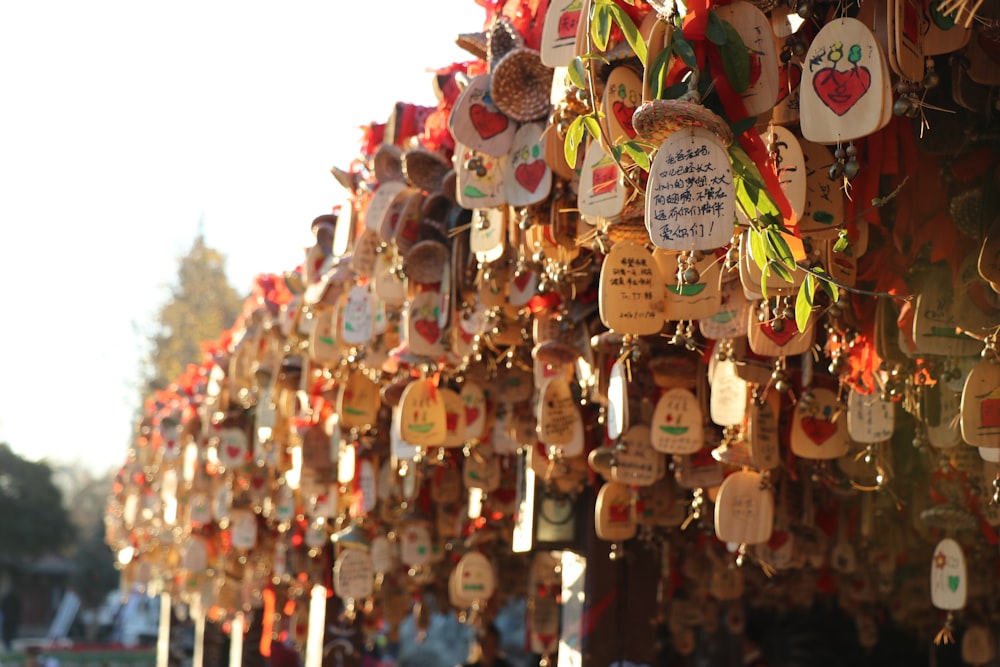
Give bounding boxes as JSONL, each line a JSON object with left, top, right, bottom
{"left": 0, "top": 443, "right": 75, "bottom": 557}
{"left": 144, "top": 234, "right": 243, "bottom": 394}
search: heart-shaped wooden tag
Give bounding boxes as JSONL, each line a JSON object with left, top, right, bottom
{"left": 505, "top": 123, "right": 552, "bottom": 207}
{"left": 791, "top": 387, "right": 848, "bottom": 459}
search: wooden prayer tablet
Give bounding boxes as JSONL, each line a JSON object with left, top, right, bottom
{"left": 456, "top": 143, "right": 508, "bottom": 209}
{"left": 505, "top": 122, "right": 552, "bottom": 207}
{"left": 646, "top": 126, "right": 736, "bottom": 251}
{"left": 338, "top": 372, "right": 380, "bottom": 431}
{"left": 450, "top": 74, "right": 517, "bottom": 156}
{"left": 961, "top": 359, "right": 1000, "bottom": 447}
{"left": 611, "top": 424, "right": 662, "bottom": 487}
{"left": 713, "top": 1, "right": 781, "bottom": 118}
{"left": 710, "top": 358, "right": 748, "bottom": 426}
{"left": 599, "top": 240, "right": 666, "bottom": 335}
{"left": 578, "top": 140, "right": 627, "bottom": 219}
{"left": 657, "top": 249, "right": 724, "bottom": 322}
{"left": 651, "top": 387, "right": 703, "bottom": 454}
{"left": 334, "top": 549, "right": 375, "bottom": 601}
{"left": 798, "top": 139, "right": 845, "bottom": 238}
{"left": 365, "top": 181, "right": 408, "bottom": 233}
{"left": 537, "top": 376, "right": 584, "bottom": 449}
{"left": 700, "top": 278, "right": 751, "bottom": 340}
{"left": 747, "top": 391, "right": 781, "bottom": 470}
{"left": 761, "top": 125, "right": 807, "bottom": 223}
{"left": 714, "top": 470, "right": 774, "bottom": 545}
{"left": 540, "top": 0, "right": 583, "bottom": 67}
{"left": 799, "top": 18, "right": 891, "bottom": 144}
{"left": 791, "top": 387, "right": 849, "bottom": 459}
{"left": 595, "top": 481, "right": 637, "bottom": 542}
{"left": 602, "top": 66, "right": 643, "bottom": 145}
{"left": 930, "top": 537, "right": 967, "bottom": 611}
{"left": 398, "top": 378, "right": 447, "bottom": 447}
{"left": 846, "top": 388, "right": 895, "bottom": 444}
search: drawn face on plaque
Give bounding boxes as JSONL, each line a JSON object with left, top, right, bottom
{"left": 449, "top": 74, "right": 516, "bottom": 156}
{"left": 652, "top": 388, "right": 703, "bottom": 454}
{"left": 339, "top": 372, "right": 380, "bottom": 431}
{"left": 602, "top": 66, "right": 642, "bottom": 144}
{"left": 398, "top": 379, "right": 447, "bottom": 447}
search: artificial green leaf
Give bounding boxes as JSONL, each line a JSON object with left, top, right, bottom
{"left": 568, "top": 57, "right": 588, "bottom": 90}
{"left": 672, "top": 32, "right": 698, "bottom": 71}
{"left": 607, "top": 3, "right": 647, "bottom": 66}
{"left": 582, "top": 114, "right": 603, "bottom": 142}
{"left": 592, "top": 3, "right": 612, "bottom": 52}
{"left": 706, "top": 11, "right": 728, "bottom": 46}
{"left": 760, "top": 263, "right": 771, "bottom": 300}
{"left": 718, "top": 21, "right": 750, "bottom": 93}
{"left": 748, "top": 227, "right": 767, "bottom": 271}
{"left": 795, "top": 275, "right": 815, "bottom": 333}
{"left": 622, "top": 141, "right": 651, "bottom": 171}
{"left": 564, "top": 115, "right": 586, "bottom": 169}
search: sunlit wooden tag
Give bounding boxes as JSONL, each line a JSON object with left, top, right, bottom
{"left": 450, "top": 74, "right": 517, "bottom": 156}
{"left": 340, "top": 284, "right": 374, "bottom": 346}
{"left": 930, "top": 537, "right": 967, "bottom": 610}
{"left": 578, "top": 140, "right": 627, "bottom": 219}
{"left": 378, "top": 187, "right": 419, "bottom": 245}
{"left": 762, "top": 125, "right": 806, "bottom": 221}
{"left": 595, "top": 481, "right": 637, "bottom": 542}
{"left": 712, "top": 2, "right": 780, "bottom": 116}
{"left": 464, "top": 450, "right": 501, "bottom": 491}
{"left": 791, "top": 387, "right": 848, "bottom": 459}
{"left": 654, "top": 250, "right": 723, "bottom": 321}
{"left": 710, "top": 359, "right": 748, "bottom": 426}
{"left": 651, "top": 388, "right": 702, "bottom": 454}
{"left": 611, "top": 425, "right": 661, "bottom": 487}
{"left": 405, "top": 290, "right": 445, "bottom": 358}
{"left": 540, "top": 0, "right": 583, "bottom": 67}
{"left": 747, "top": 391, "right": 781, "bottom": 470}
{"left": 217, "top": 426, "right": 248, "bottom": 469}
{"left": 309, "top": 308, "right": 343, "bottom": 365}
{"left": 953, "top": 253, "right": 1000, "bottom": 334}
{"left": 352, "top": 229, "right": 379, "bottom": 280}
{"left": 799, "top": 18, "right": 890, "bottom": 144}
{"left": 927, "top": 387, "right": 962, "bottom": 449}
{"left": 602, "top": 66, "right": 642, "bottom": 144}
{"left": 961, "top": 359, "right": 1000, "bottom": 447}
{"left": 887, "top": 0, "right": 925, "bottom": 80}
{"left": 227, "top": 508, "right": 258, "bottom": 550}
{"left": 772, "top": 34, "right": 803, "bottom": 126}
{"left": 398, "top": 379, "right": 446, "bottom": 447}
{"left": 675, "top": 439, "right": 725, "bottom": 489}
{"left": 398, "top": 521, "right": 433, "bottom": 568}
{"left": 599, "top": 240, "right": 665, "bottom": 335}
{"left": 709, "top": 562, "right": 745, "bottom": 601}
{"left": 748, "top": 305, "right": 816, "bottom": 358}
{"left": 700, "top": 278, "right": 750, "bottom": 340}
{"left": 913, "top": 279, "right": 983, "bottom": 358}
{"left": 451, "top": 551, "right": 496, "bottom": 607}
{"left": 461, "top": 382, "right": 488, "bottom": 442}
{"left": 338, "top": 373, "right": 379, "bottom": 432}
{"left": 334, "top": 548, "right": 374, "bottom": 602}
{"left": 796, "top": 140, "right": 845, "bottom": 238}
{"left": 607, "top": 358, "right": 629, "bottom": 441}
{"left": 846, "top": 389, "right": 894, "bottom": 443}
{"left": 537, "top": 376, "right": 584, "bottom": 451}
{"left": 456, "top": 143, "right": 507, "bottom": 209}
{"left": 366, "top": 181, "right": 408, "bottom": 234}
{"left": 374, "top": 247, "right": 406, "bottom": 306}
{"left": 739, "top": 230, "right": 805, "bottom": 298}
{"left": 439, "top": 388, "right": 467, "bottom": 448}
{"left": 922, "top": 0, "right": 971, "bottom": 54}
{"left": 646, "top": 127, "right": 735, "bottom": 251}
{"left": 470, "top": 207, "right": 506, "bottom": 265}
{"left": 714, "top": 470, "right": 774, "bottom": 545}
{"left": 505, "top": 123, "right": 552, "bottom": 207}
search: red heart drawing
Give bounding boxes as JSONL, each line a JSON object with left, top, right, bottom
{"left": 515, "top": 160, "right": 547, "bottom": 192}
{"left": 611, "top": 100, "right": 637, "bottom": 139}
{"left": 225, "top": 444, "right": 242, "bottom": 460}
{"left": 801, "top": 416, "right": 837, "bottom": 444}
{"left": 761, "top": 320, "right": 797, "bottom": 347}
{"left": 465, "top": 406, "right": 481, "bottom": 425}
{"left": 414, "top": 318, "right": 440, "bottom": 344}
{"left": 776, "top": 63, "right": 802, "bottom": 105}
{"left": 458, "top": 327, "right": 475, "bottom": 345}
{"left": 513, "top": 270, "right": 533, "bottom": 292}
{"left": 813, "top": 66, "right": 872, "bottom": 117}
{"left": 470, "top": 103, "right": 509, "bottom": 139}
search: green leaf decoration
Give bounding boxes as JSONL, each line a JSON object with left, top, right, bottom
{"left": 606, "top": 3, "right": 647, "bottom": 66}
{"left": 748, "top": 228, "right": 768, "bottom": 271}
{"left": 582, "top": 114, "right": 603, "bottom": 143}
{"left": 649, "top": 40, "right": 675, "bottom": 99}
{"left": 705, "top": 11, "right": 728, "bottom": 46}
{"left": 811, "top": 265, "right": 840, "bottom": 303}
{"left": 718, "top": 21, "right": 750, "bottom": 93}
{"left": 729, "top": 115, "right": 758, "bottom": 139}
{"left": 564, "top": 115, "right": 586, "bottom": 169}
{"left": 592, "top": 2, "right": 612, "bottom": 52}
{"left": 767, "top": 259, "right": 793, "bottom": 284}
{"left": 795, "top": 274, "right": 815, "bottom": 333}
{"left": 672, "top": 32, "right": 698, "bottom": 71}
{"left": 833, "top": 229, "right": 849, "bottom": 253}
{"left": 568, "top": 57, "right": 588, "bottom": 90}
{"left": 622, "top": 141, "right": 651, "bottom": 171}
{"left": 661, "top": 81, "right": 689, "bottom": 100}
{"left": 462, "top": 185, "right": 486, "bottom": 198}
{"left": 764, "top": 228, "right": 797, "bottom": 272}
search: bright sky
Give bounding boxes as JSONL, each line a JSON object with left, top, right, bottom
{"left": 0, "top": 1, "right": 487, "bottom": 475}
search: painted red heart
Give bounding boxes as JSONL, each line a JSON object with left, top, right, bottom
{"left": 225, "top": 444, "right": 242, "bottom": 460}
{"left": 470, "top": 103, "right": 509, "bottom": 139}
{"left": 761, "top": 320, "right": 798, "bottom": 347}
{"left": 611, "top": 100, "right": 637, "bottom": 139}
{"left": 458, "top": 327, "right": 475, "bottom": 345}
{"left": 776, "top": 63, "right": 802, "bottom": 105}
{"left": 812, "top": 66, "right": 872, "bottom": 117}
{"left": 465, "top": 407, "right": 481, "bottom": 426}
{"left": 801, "top": 416, "right": 837, "bottom": 444}
{"left": 513, "top": 270, "right": 533, "bottom": 292}
{"left": 515, "top": 160, "right": 547, "bottom": 192}
{"left": 414, "top": 318, "right": 440, "bottom": 344}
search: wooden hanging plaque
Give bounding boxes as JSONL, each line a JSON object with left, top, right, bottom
{"left": 505, "top": 123, "right": 552, "bottom": 207}
{"left": 714, "top": 470, "right": 774, "bottom": 545}
{"left": 398, "top": 379, "right": 446, "bottom": 447}
{"left": 791, "top": 387, "right": 849, "bottom": 459}
{"left": 961, "top": 359, "right": 1000, "bottom": 447}
{"left": 450, "top": 74, "right": 517, "bottom": 156}
{"left": 599, "top": 240, "right": 666, "bottom": 335}
{"left": 651, "top": 388, "right": 703, "bottom": 454}
{"left": 930, "top": 537, "right": 967, "bottom": 610}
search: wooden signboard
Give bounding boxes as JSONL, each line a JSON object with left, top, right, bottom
{"left": 599, "top": 240, "right": 666, "bottom": 335}
{"left": 450, "top": 74, "right": 517, "bottom": 156}
{"left": 505, "top": 123, "right": 552, "bottom": 207}
{"left": 799, "top": 18, "right": 890, "bottom": 144}
{"left": 798, "top": 139, "right": 845, "bottom": 238}
{"left": 912, "top": 279, "right": 983, "bottom": 357}
{"left": 930, "top": 537, "right": 967, "bottom": 610}
{"left": 456, "top": 143, "right": 507, "bottom": 209}
{"left": 961, "top": 359, "right": 1000, "bottom": 447}
{"left": 540, "top": 0, "right": 584, "bottom": 67}
{"left": 791, "top": 388, "right": 849, "bottom": 459}
{"left": 714, "top": 470, "right": 774, "bottom": 545}
{"left": 651, "top": 388, "right": 703, "bottom": 454}
{"left": 713, "top": 2, "right": 781, "bottom": 117}
{"left": 646, "top": 126, "right": 735, "bottom": 251}
{"left": 747, "top": 391, "right": 781, "bottom": 470}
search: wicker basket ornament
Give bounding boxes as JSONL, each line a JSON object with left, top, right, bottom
{"left": 490, "top": 47, "right": 555, "bottom": 123}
